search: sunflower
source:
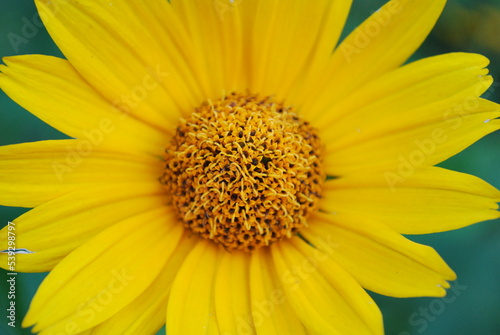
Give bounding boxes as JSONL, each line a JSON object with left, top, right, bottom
{"left": 1, "top": 0, "right": 499, "bottom": 334}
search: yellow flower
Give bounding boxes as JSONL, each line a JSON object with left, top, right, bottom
{"left": 1, "top": 0, "right": 499, "bottom": 334}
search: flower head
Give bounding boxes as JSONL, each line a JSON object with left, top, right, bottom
{"left": 1, "top": 0, "right": 499, "bottom": 334}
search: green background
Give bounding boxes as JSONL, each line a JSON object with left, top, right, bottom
{"left": 0, "top": 0, "right": 499, "bottom": 334}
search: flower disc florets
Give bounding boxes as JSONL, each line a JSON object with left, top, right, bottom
{"left": 161, "top": 92, "right": 325, "bottom": 251}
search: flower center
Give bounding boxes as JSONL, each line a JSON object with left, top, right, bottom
{"left": 161, "top": 92, "right": 325, "bottom": 251}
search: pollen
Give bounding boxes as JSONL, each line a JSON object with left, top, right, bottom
{"left": 160, "top": 92, "right": 325, "bottom": 251}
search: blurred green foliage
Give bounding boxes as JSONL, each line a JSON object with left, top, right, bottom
{"left": 0, "top": 0, "right": 499, "bottom": 334}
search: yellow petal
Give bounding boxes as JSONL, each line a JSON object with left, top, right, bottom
{"left": 320, "top": 167, "right": 500, "bottom": 234}
{"left": 237, "top": 0, "right": 351, "bottom": 100}
{"left": 214, "top": 250, "right": 255, "bottom": 334}
{"left": 302, "top": 212, "right": 456, "bottom": 298}
{"left": 323, "top": 100, "right": 500, "bottom": 175}
{"left": 314, "top": 52, "right": 492, "bottom": 138}
{"left": 35, "top": 0, "right": 201, "bottom": 130}
{"left": 0, "top": 55, "right": 166, "bottom": 153}
{"left": 170, "top": 0, "right": 243, "bottom": 96}
{"left": 250, "top": 248, "right": 306, "bottom": 335}
{"left": 272, "top": 238, "right": 383, "bottom": 335}
{"left": 0, "top": 184, "right": 165, "bottom": 272}
{"left": 88, "top": 233, "right": 197, "bottom": 335}
{"left": 300, "top": 0, "right": 447, "bottom": 117}
{"left": 172, "top": 0, "right": 352, "bottom": 101}
{"left": 286, "top": 0, "right": 352, "bottom": 105}
{"left": 74, "top": 331, "right": 92, "bottom": 335}
{"left": 0, "top": 139, "right": 161, "bottom": 207}
{"left": 23, "top": 207, "right": 182, "bottom": 334}
{"left": 166, "top": 240, "right": 220, "bottom": 335}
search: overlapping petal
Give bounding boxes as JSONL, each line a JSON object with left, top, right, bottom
{"left": 169, "top": 0, "right": 244, "bottom": 96}
{"left": 302, "top": 212, "right": 456, "bottom": 297}
{"left": 35, "top": 0, "right": 202, "bottom": 130}
{"left": 166, "top": 240, "right": 220, "bottom": 335}
{"left": 0, "top": 140, "right": 161, "bottom": 207}
{"left": 214, "top": 250, "right": 254, "bottom": 334}
{"left": 0, "top": 55, "right": 167, "bottom": 153}
{"left": 0, "top": 184, "right": 166, "bottom": 272}
{"left": 250, "top": 248, "right": 306, "bottom": 335}
{"left": 170, "top": 0, "right": 352, "bottom": 102}
{"left": 315, "top": 52, "right": 500, "bottom": 176}
{"left": 23, "top": 207, "right": 182, "bottom": 334}
{"left": 320, "top": 166, "right": 500, "bottom": 234}
{"left": 272, "top": 237, "right": 383, "bottom": 334}
{"left": 313, "top": 52, "right": 492, "bottom": 137}
{"left": 88, "top": 234, "right": 197, "bottom": 335}
{"left": 238, "top": 0, "right": 352, "bottom": 99}
{"left": 296, "top": 0, "right": 446, "bottom": 116}
{"left": 324, "top": 99, "right": 500, "bottom": 175}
